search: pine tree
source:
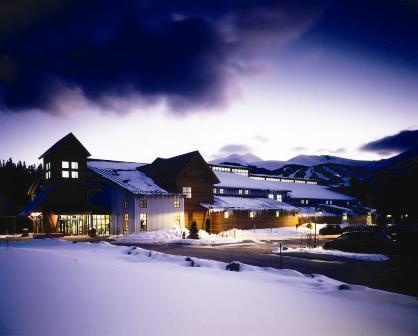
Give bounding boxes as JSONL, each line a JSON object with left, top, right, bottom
{"left": 188, "top": 220, "right": 199, "bottom": 239}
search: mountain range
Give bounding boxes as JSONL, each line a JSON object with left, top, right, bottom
{"left": 209, "top": 149, "right": 418, "bottom": 187}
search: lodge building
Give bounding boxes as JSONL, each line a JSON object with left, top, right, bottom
{"left": 23, "top": 133, "right": 375, "bottom": 236}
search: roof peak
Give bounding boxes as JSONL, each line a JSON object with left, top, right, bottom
{"left": 38, "top": 133, "right": 91, "bottom": 159}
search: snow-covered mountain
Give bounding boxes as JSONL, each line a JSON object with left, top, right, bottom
{"left": 286, "top": 154, "right": 374, "bottom": 168}
{"left": 210, "top": 153, "right": 263, "bottom": 166}
{"left": 208, "top": 148, "right": 418, "bottom": 188}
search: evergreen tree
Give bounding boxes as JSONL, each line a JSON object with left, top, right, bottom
{"left": 188, "top": 220, "right": 199, "bottom": 239}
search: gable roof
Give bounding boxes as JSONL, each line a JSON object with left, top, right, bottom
{"left": 87, "top": 159, "right": 177, "bottom": 196}
{"left": 39, "top": 133, "right": 91, "bottom": 159}
{"left": 139, "top": 150, "right": 220, "bottom": 184}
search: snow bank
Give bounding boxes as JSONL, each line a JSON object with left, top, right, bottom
{"left": 0, "top": 240, "right": 417, "bottom": 335}
{"left": 273, "top": 246, "right": 390, "bottom": 261}
{"left": 116, "top": 225, "right": 243, "bottom": 245}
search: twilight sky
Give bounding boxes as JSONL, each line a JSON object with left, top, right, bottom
{"left": 1, "top": 0, "right": 418, "bottom": 165}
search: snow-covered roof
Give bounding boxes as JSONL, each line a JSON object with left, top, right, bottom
{"left": 214, "top": 171, "right": 354, "bottom": 201}
{"left": 297, "top": 207, "right": 338, "bottom": 217}
{"left": 321, "top": 204, "right": 355, "bottom": 216}
{"left": 87, "top": 159, "right": 175, "bottom": 196}
{"left": 201, "top": 196, "right": 297, "bottom": 212}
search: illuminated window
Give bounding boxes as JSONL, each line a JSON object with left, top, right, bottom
{"left": 139, "top": 199, "right": 147, "bottom": 208}
{"left": 71, "top": 161, "right": 78, "bottom": 169}
{"left": 301, "top": 200, "right": 305, "bottom": 205}
{"left": 224, "top": 211, "right": 229, "bottom": 219}
{"left": 139, "top": 213, "right": 147, "bottom": 231}
{"left": 213, "top": 188, "right": 217, "bottom": 194}
{"left": 268, "top": 194, "right": 274, "bottom": 199}
{"left": 182, "top": 187, "right": 192, "bottom": 199}
{"left": 329, "top": 200, "right": 333, "bottom": 205}
{"left": 249, "top": 211, "right": 256, "bottom": 218}
{"left": 239, "top": 189, "right": 243, "bottom": 195}
{"left": 219, "top": 189, "right": 224, "bottom": 194}
{"left": 342, "top": 212, "right": 348, "bottom": 222}
{"left": 306, "top": 200, "right": 309, "bottom": 205}
{"left": 62, "top": 170, "right": 69, "bottom": 178}
{"left": 326, "top": 201, "right": 329, "bottom": 205}
{"left": 124, "top": 213, "right": 129, "bottom": 232}
{"left": 173, "top": 199, "right": 180, "bottom": 208}
{"left": 124, "top": 200, "right": 129, "bottom": 209}
{"left": 277, "top": 194, "right": 282, "bottom": 202}
{"left": 71, "top": 171, "right": 79, "bottom": 179}
{"left": 45, "top": 162, "right": 51, "bottom": 179}
{"left": 62, "top": 161, "right": 69, "bottom": 169}
{"left": 276, "top": 211, "right": 280, "bottom": 217}
{"left": 91, "top": 215, "right": 110, "bottom": 235}
{"left": 244, "top": 190, "right": 249, "bottom": 195}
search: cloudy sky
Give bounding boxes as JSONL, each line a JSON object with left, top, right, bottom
{"left": 1, "top": 0, "right": 418, "bottom": 165}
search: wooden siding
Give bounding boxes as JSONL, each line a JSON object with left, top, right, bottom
{"left": 175, "top": 156, "right": 215, "bottom": 228}
{"left": 209, "top": 210, "right": 298, "bottom": 233}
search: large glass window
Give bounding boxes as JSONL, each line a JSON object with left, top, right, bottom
{"left": 91, "top": 215, "right": 110, "bottom": 235}
{"left": 139, "top": 199, "right": 147, "bottom": 208}
{"left": 182, "top": 187, "right": 192, "bottom": 199}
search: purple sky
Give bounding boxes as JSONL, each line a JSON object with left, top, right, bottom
{"left": 1, "top": 1, "right": 418, "bottom": 165}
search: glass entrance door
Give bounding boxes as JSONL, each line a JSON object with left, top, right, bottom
{"left": 58, "top": 215, "right": 86, "bottom": 235}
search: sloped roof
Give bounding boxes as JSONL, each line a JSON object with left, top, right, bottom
{"left": 139, "top": 150, "right": 219, "bottom": 184}
{"left": 214, "top": 171, "right": 355, "bottom": 201}
{"left": 39, "top": 133, "right": 91, "bottom": 159}
{"left": 201, "top": 196, "right": 297, "bottom": 212}
{"left": 19, "top": 186, "right": 56, "bottom": 216}
{"left": 87, "top": 159, "right": 177, "bottom": 196}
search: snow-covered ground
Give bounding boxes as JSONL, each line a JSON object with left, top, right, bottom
{"left": 0, "top": 240, "right": 417, "bottom": 335}
{"left": 115, "top": 224, "right": 329, "bottom": 246}
{"left": 273, "top": 246, "right": 389, "bottom": 261}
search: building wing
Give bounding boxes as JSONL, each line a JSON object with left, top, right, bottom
{"left": 87, "top": 159, "right": 177, "bottom": 196}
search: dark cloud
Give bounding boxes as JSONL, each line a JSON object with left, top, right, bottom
{"left": 1, "top": 0, "right": 416, "bottom": 115}
{"left": 360, "top": 130, "right": 418, "bottom": 155}
{"left": 0, "top": 0, "right": 319, "bottom": 114}
{"left": 219, "top": 144, "right": 252, "bottom": 155}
